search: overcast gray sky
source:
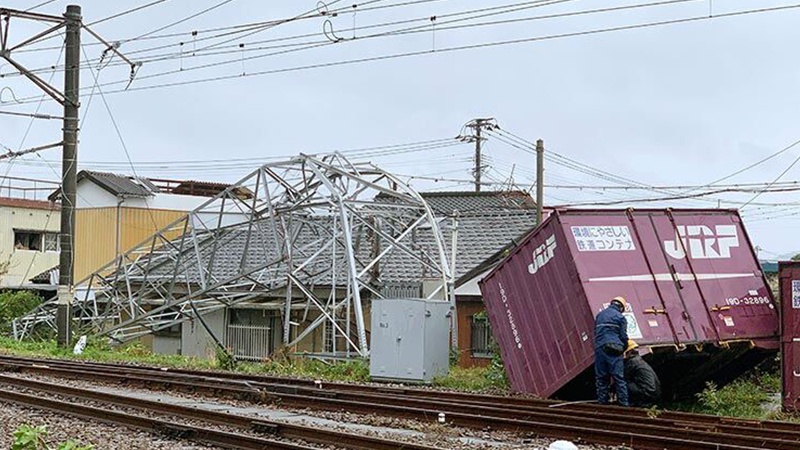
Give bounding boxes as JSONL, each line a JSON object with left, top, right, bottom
{"left": 1, "top": 0, "right": 799, "bottom": 258}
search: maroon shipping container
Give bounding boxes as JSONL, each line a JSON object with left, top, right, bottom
{"left": 480, "top": 209, "right": 779, "bottom": 398}
{"left": 780, "top": 261, "right": 800, "bottom": 413}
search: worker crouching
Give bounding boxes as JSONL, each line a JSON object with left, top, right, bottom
{"left": 624, "top": 340, "right": 662, "bottom": 407}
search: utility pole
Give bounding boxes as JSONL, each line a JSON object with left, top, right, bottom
{"left": 56, "top": 4, "right": 81, "bottom": 348}
{"left": 536, "top": 139, "right": 544, "bottom": 225}
{"left": 474, "top": 125, "right": 482, "bottom": 192}
{"left": 462, "top": 118, "right": 497, "bottom": 192}
{"left": 0, "top": 6, "right": 135, "bottom": 348}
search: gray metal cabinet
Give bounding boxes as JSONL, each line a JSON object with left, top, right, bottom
{"left": 369, "top": 298, "right": 451, "bottom": 383}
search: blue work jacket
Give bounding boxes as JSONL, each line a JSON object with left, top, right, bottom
{"left": 594, "top": 304, "right": 628, "bottom": 351}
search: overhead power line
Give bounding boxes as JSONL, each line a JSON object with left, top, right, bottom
{"left": 25, "top": 0, "right": 60, "bottom": 12}
{"left": 125, "top": 0, "right": 238, "bottom": 43}
{"left": 52, "top": 3, "right": 800, "bottom": 99}
{"left": 740, "top": 148, "right": 800, "bottom": 210}
{"left": 88, "top": 0, "right": 173, "bottom": 27}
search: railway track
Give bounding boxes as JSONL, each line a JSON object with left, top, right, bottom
{"left": 0, "top": 354, "right": 796, "bottom": 450}
{"left": 0, "top": 370, "right": 444, "bottom": 450}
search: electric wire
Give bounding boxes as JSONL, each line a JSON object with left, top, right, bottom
{"left": 88, "top": 0, "right": 174, "bottom": 27}
{"left": 19, "top": 0, "right": 584, "bottom": 76}
{"left": 1, "top": 0, "right": 691, "bottom": 89}
{"left": 80, "top": 46, "right": 183, "bottom": 230}
{"left": 740, "top": 150, "right": 800, "bottom": 210}
{"left": 1, "top": 39, "right": 65, "bottom": 196}
{"left": 39, "top": 2, "right": 798, "bottom": 102}
{"left": 25, "top": 0, "right": 60, "bottom": 12}
{"left": 125, "top": 0, "right": 238, "bottom": 44}
{"left": 15, "top": 0, "right": 448, "bottom": 56}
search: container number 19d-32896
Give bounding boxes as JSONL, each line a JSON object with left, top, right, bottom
{"left": 725, "top": 296, "right": 771, "bottom": 306}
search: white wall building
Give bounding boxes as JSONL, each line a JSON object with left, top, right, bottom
{"left": 0, "top": 197, "right": 60, "bottom": 287}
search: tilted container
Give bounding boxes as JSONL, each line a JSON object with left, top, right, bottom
{"left": 479, "top": 209, "right": 778, "bottom": 398}
{"left": 780, "top": 261, "right": 800, "bottom": 413}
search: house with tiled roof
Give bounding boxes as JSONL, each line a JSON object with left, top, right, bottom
{"left": 416, "top": 191, "right": 549, "bottom": 366}
{"left": 47, "top": 170, "right": 252, "bottom": 282}
{"left": 124, "top": 189, "right": 545, "bottom": 364}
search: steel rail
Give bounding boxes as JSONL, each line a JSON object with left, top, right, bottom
{"left": 0, "top": 355, "right": 795, "bottom": 450}
{"left": 0, "top": 388, "right": 321, "bottom": 450}
{"left": 0, "top": 354, "right": 795, "bottom": 435}
{"left": 0, "top": 374, "right": 442, "bottom": 450}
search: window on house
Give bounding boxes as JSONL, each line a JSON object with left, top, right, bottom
{"left": 44, "top": 233, "right": 59, "bottom": 252}
{"left": 470, "top": 314, "right": 495, "bottom": 358}
{"left": 14, "top": 231, "right": 42, "bottom": 251}
{"left": 14, "top": 231, "right": 59, "bottom": 252}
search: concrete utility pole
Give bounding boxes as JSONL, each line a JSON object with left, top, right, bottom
{"left": 463, "top": 118, "right": 497, "bottom": 192}
{"left": 474, "top": 125, "right": 482, "bottom": 192}
{"left": 0, "top": 5, "right": 134, "bottom": 347}
{"left": 536, "top": 139, "right": 544, "bottom": 225}
{"left": 56, "top": 4, "right": 82, "bottom": 348}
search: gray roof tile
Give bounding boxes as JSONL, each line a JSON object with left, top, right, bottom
{"left": 123, "top": 191, "right": 537, "bottom": 291}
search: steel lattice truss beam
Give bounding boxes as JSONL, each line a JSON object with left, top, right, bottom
{"left": 13, "top": 154, "right": 452, "bottom": 356}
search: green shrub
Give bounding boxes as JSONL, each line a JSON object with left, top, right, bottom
{"left": 692, "top": 369, "right": 781, "bottom": 419}
{"left": 0, "top": 291, "right": 42, "bottom": 333}
{"left": 485, "top": 341, "right": 509, "bottom": 387}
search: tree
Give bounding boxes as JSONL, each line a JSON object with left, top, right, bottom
{"left": 792, "top": 253, "right": 800, "bottom": 262}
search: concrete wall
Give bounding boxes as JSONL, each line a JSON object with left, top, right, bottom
{"left": 152, "top": 335, "right": 181, "bottom": 355}
{"left": 181, "top": 309, "right": 227, "bottom": 359}
{"left": 0, "top": 204, "right": 60, "bottom": 286}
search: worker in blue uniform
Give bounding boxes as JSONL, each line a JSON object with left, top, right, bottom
{"left": 594, "top": 296, "right": 629, "bottom": 406}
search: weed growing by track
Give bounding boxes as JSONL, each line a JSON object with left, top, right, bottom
{"left": 0, "top": 337, "right": 510, "bottom": 390}
{"left": 671, "top": 363, "right": 782, "bottom": 420}
{"left": 11, "top": 425, "right": 93, "bottom": 450}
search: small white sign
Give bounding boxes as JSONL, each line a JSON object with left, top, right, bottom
{"left": 623, "top": 312, "right": 643, "bottom": 339}
{"left": 793, "top": 280, "right": 800, "bottom": 309}
{"left": 647, "top": 320, "right": 659, "bottom": 328}
{"left": 722, "top": 316, "right": 735, "bottom": 327}
{"left": 571, "top": 226, "right": 635, "bottom": 252}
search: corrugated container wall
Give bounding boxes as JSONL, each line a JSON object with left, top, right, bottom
{"left": 780, "top": 261, "right": 800, "bottom": 413}
{"left": 480, "top": 209, "right": 778, "bottom": 398}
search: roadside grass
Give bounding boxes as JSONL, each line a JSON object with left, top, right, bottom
{"left": 669, "top": 363, "right": 785, "bottom": 420}
{"left": 0, "top": 336, "right": 514, "bottom": 390}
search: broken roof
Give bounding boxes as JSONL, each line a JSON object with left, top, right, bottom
{"left": 119, "top": 190, "right": 537, "bottom": 290}
{"left": 49, "top": 171, "right": 252, "bottom": 201}
{"left": 49, "top": 171, "right": 155, "bottom": 201}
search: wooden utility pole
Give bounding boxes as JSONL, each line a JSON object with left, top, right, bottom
{"left": 56, "top": 4, "right": 82, "bottom": 348}
{"left": 536, "top": 139, "right": 544, "bottom": 225}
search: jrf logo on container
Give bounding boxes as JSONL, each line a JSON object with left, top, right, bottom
{"left": 528, "top": 234, "right": 557, "bottom": 274}
{"left": 498, "top": 282, "right": 523, "bottom": 349}
{"left": 664, "top": 225, "right": 739, "bottom": 260}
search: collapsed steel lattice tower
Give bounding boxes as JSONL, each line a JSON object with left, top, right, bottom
{"left": 14, "top": 154, "right": 452, "bottom": 356}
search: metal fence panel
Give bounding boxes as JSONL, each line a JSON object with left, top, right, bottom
{"left": 226, "top": 324, "right": 271, "bottom": 361}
